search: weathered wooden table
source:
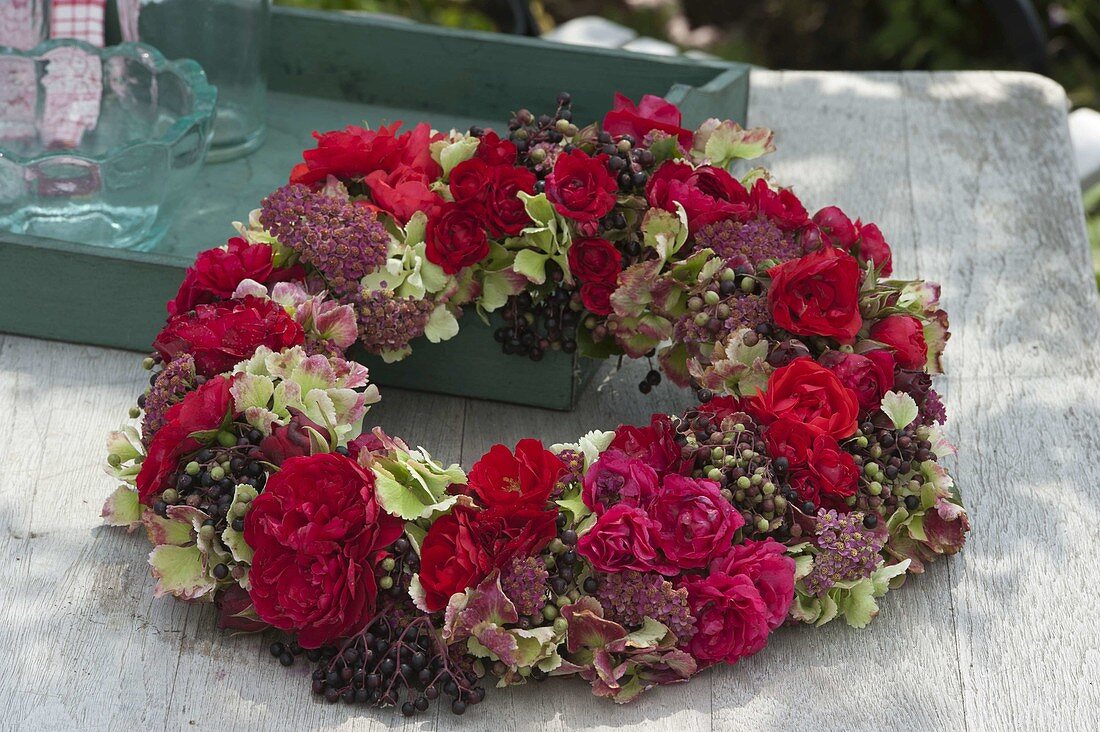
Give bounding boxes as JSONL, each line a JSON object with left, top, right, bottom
{"left": 1, "top": 70, "right": 1098, "bottom": 731}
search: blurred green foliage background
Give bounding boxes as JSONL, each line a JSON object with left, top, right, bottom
{"left": 277, "top": 0, "right": 1099, "bottom": 286}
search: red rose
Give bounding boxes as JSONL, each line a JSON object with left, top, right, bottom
{"left": 257, "top": 409, "right": 329, "bottom": 466}
{"left": 749, "top": 179, "right": 808, "bottom": 231}
{"left": 473, "top": 130, "right": 518, "bottom": 166}
{"left": 568, "top": 237, "right": 621, "bottom": 283}
{"left": 545, "top": 149, "right": 618, "bottom": 223}
{"left": 789, "top": 434, "right": 860, "bottom": 510}
{"left": 153, "top": 296, "right": 305, "bottom": 378}
{"left": 870, "top": 314, "right": 927, "bottom": 370}
{"left": 752, "top": 358, "right": 860, "bottom": 440}
{"left": 609, "top": 413, "right": 686, "bottom": 475}
{"left": 466, "top": 438, "right": 566, "bottom": 510}
{"left": 645, "top": 162, "right": 751, "bottom": 233}
{"left": 425, "top": 202, "right": 490, "bottom": 274}
{"left": 580, "top": 281, "right": 615, "bottom": 316}
{"left": 486, "top": 165, "right": 536, "bottom": 237}
{"left": 819, "top": 349, "right": 896, "bottom": 413}
{"left": 245, "top": 453, "right": 403, "bottom": 648}
{"left": 680, "top": 572, "right": 771, "bottom": 665}
{"left": 576, "top": 503, "right": 667, "bottom": 574}
{"left": 167, "top": 237, "right": 303, "bottom": 317}
{"left": 581, "top": 448, "right": 660, "bottom": 515}
{"left": 762, "top": 417, "right": 817, "bottom": 471}
{"left": 649, "top": 475, "right": 744, "bottom": 569}
{"left": 601, "top": 93, "right": 692, "bottom": 149}
{"left": 418, "top": 504, "right": 556, "bottom": 612}
{"left": 767, "top": 246, "right": 862, "bottom": 343}
{"left": 289, "top": 122, "right": 444, "bottom": 225}
{"left": 448, "top": 157, "right": 492, "bottom": 206}
{"left": 709, "top": 539, "right": 795, "bottom": 630}
{"left": 135, "top": 376, "right": 233, "bottom": 503}
{"left": 855, "top": 220, "right": 893, "bottom": 276}
{"left": 363, "top": 168, "right": 443, "bottom": 225}
{"left": 811, "top": 206, "right": 858, "bottom": 249}
{"left": 290, "top": 122, "right": 441, "bottom": 186}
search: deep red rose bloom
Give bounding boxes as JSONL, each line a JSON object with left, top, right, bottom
{"left": 486, "top": 165, "right": 536, "bottom": 237}
{"left": 448, "top": 157, "right": 492, "bottom": 206}
{"left": 568, "top": 237, "right": 622, "bottom": 283}
{"left": 709, "top": 539, "right": 795, "bottom": 631}
{"left": 576, "top": 503, "right": 668, "bottom": 574}
{"left": 580, "top": 281, "right": 615, "bottom": 316}
{"left": 767, "top": 246, "right": 862, "bottom": 343}
{"left": 789, "top": 434, "right": 860, "bottom": 510}
{"left": 258, "top": 409, "right": 329, "bottom": 466}
{"left": 750, "top": 179, "right": 809, "bottom": 231}
{"left": 473, "top": 130, "right": 518, "bottom": 166}
{"left": 697, "top": 395, "right": 752, "bottom": 424}
{"left": 609, "top": 413, "right": 686, "bottom": 475}
{"left": 812, "top": 206, "right": 858, "bottom": 249}
{"left": 649, "top": 475, "right": 744, "bottom": 569}
{"left": 601, "top": 93, "right": 693, "bottom": 149}
{"left": 136, "top": 376, "right": 233, "bottom": 503}
{"left": 153, "top": 296, "right": 305, "bottom": 379}
{"left": 762, "top": 417, "right": 818, "bottom": 471}
{"left": 680, "top": 572, "right": 771, "bottom": 665}
{"left": 425, "top": 202, "right": 490, "bottom": 274}
{"left": 167, "top": 237, "right": 303, "bottom": 317}
{"left": 819, "top": 349, "right": 896, "bottom": 413}
{"left": 545, "top": 149, "right": 618, "bottom": 223}
{"left": 753, "top": 358, "right": 860, "bottom": 440}
{"left": 245, "top": 453, "right": 403, "bottom": 648}
{"left": 645, "top": 162, "right": 751, "bottom": 233}
{"left": 870, "top": 314, "right": 927, "bottom": 370}
{"left": 467, "top": 438, "right": 566, "bottom": 510}
{"left": 855, "top": 220, "right": 893, "bottom": 276}
{"left": 581, "top": 448, "right": 660, "bottom": 515}
{"left": 418, "top": 504, "right": 556, "bottom": 612}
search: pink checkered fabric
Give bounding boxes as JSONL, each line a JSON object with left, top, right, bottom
{"left": 49, "top": 0, "right": 107, "bottom": 47}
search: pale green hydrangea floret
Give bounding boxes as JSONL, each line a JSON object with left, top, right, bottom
{"left": 231, "top": 345, "right": 379, "bottom": 445}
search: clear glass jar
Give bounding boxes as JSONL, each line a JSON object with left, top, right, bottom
{"left": 136, "top": 0, "right": 269, "bottom": 162}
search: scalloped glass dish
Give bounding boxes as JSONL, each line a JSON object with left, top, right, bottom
{"left": 0, "top": 41, "right": 216, "bottom": 249}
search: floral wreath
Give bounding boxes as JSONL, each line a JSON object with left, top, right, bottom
{"left": 103, "top": 92, "right": 969, "bottom": 715}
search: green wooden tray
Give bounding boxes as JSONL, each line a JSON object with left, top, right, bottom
{"left": 0, "top": 7, "right": 749, "bottom": 410}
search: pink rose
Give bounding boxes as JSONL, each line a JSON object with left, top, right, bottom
{"left": 709, "top": 539, "right": 795, "bottom": 630}
{"left": 581, "top": 449, "right": 660, "bottom": 515}
{"left": 819, "top": 349, "right": 896, "bottom": 413}
{"left": 576, "top": 504, "right": 667, "bottom": 574}
{"left": 681, "top": 572, "right": 771, "bottom": 665}
{"left": 649, "top": 475, "right": 743, "bottom": 569}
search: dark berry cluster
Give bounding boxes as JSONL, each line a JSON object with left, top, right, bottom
{"left": 673, "top": 409, "right": 802, "bottom": 541}
{"left": 494, "top": 283, "right": 581, "bottom": 361}
{"left": 298, "top": 615, "right": 486, "bottom": 716}
{"left": 594, "top": 128, "right": 657, "bottom": 195}
{"left": 506, "top": 91, "right": 577, "bottom": 175}
{"left": 845, "top": 420, "right": 940, "bottom": 522}
{"left": 375, "top": 536, "right": 418, "bottom": 595}
{"left": 152, "top": 430, "right": 268, "bottom": 529}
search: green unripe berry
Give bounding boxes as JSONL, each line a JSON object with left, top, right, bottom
{"left": 198, "top": 524, "right": 215, "bottom": 542}
{"left": 210, "top": 466, "right": 225, "bottom": 481}
{"left": 553, "top": 617, "right": 568, "bottom": 633}
{"left": 704, "top": 290, "right": 720, "bottom": 306}
{"left": 737, "top": 476, "right": 751, "bottom": 490}
{"left": 161, "top": 488, "right": 179, "bottom": 504}
{"left": 379, "top": 576, "right": 394, "bottom": 590}
{"left": 185, "top": 461, "right": 201, "bottom": 476}
{"left": 128, "top": 407, "right": 141, "bottom": 419}
{"left": 107, "top": 454, "right": 121, "bottom": 468}
{"left": 142, "top": 357, "right": 155, "bottom": 370}
{"left": 707, "top": 467, "right": 723, "bottom": 481}
{"left": 755, "top": 517, "right": 769, "bottom": 533}
{"left": 739, "top": 276, "right": 755, "bottom": 293}
{"left": 711, "top": 447, "right": 725, "bottom": 461}
{"left": 381, "top": 557, "right": 396, "bottom": 572}
{"left": 720, "top": 267, "right": 737, "bottom": 282}
{"left": 542, "top": 604, "right": 559, "bottom": 621}
{"left": 216, "top": 430, "right": 237, "bottom": 448}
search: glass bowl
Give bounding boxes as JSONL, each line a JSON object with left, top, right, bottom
{"left": 0, "top": 40, "right": 216, "bottom": 249}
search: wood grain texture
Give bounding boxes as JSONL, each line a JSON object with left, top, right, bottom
{"left": 1, "top": 70, "right": 1098, "bottom": 731}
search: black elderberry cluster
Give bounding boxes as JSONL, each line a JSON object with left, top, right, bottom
{"left": 494, "top": 285, "right": 580, "bottom": 361}
{"left": 152, "top": 428, "right": 268, "bottom": 527}
{"left": 288, "top": 616, "right": 486, "bottom": 717}
{"left": 673, "top": 409, "right": 802, "bottom": 541}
